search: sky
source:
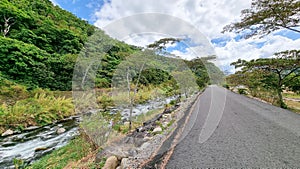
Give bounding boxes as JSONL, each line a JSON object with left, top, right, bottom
{"left": 50, "top": 0, "right": 300, "bottom": 73}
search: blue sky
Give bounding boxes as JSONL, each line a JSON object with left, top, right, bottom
{"left": 50, "top": 0, "right": 300, "bottom": 73}
{"left": 51, "top": 0, "right": 104, "bottom": 23}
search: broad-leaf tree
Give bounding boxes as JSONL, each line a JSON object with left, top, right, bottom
{"left": 231, "top": 50, "right": 300, "bottom": 108}
{"left": 223, "top": 0, "right": 300, "bottom": 38}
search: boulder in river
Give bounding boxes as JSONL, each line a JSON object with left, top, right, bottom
{"left": 103, "top": 156, "right": 119, "bottom": 169}
{"left": 24, "top": 126, "right": 39, "bottom": 131}
{"left": 56, "top": 128, "right": 66, "bottom": 134}
{"left": 120, "top": 158, "right": 129, "bottom": 169}
{"left": 35, "top": 147, "right": 49, "bottom": 152}
{"left": 1, "top": 129, "right": 14, "bottom": 137}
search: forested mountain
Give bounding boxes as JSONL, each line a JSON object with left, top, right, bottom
{"left": 0, "top": 1, "right": 225, "bottom": 167}
{"left": 0, "top": 0, "right": 95, "bottom": 90}
{"left": 0, "top": 0, "right": 222, "bottom": 92}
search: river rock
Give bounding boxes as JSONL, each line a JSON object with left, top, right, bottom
{"left": 143, "top": 136, "right": 152, "bottom": 142}
{"left": 162, "top": 122, "right": 169, "bottom": 128}
{"left": 152, "top": 127, "right": 162, "bottom": 134}
{"left": 124, "top": 122, "right": 130, "bottom": 127}
{"left": 162, "top": 114, "right": 172, "bottom": 121}
{"left": 24, "top": 126, "right": 39, "bottom": 131}
{"left": 1, "top": 129, "right": 14, "bottom": 136}
{"left": 140, "top": 142, "right": 150, "bottom": 150}
{"left": 35, "top": 147, "right": 49, "bottom": 152}
{"left": 56, "top": 127, "right": 66, "bottom": 134}
{"left": 103, "top": 156, "right": 119, "bottom": 169}
{"left": 128, "top": 148, "right": 138, "bottom": 156}
{"left": 120, "top": 158, "right": 129, "bottom": 169}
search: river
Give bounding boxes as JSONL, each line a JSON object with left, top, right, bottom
{"left": 0, "top": 96, "right": 176, "bottom": 168}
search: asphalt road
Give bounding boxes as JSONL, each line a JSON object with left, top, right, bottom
{"left": 166, "top": 85, "right": 300, "bottom": 168}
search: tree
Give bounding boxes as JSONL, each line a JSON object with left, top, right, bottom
{"left": 231, "top": 50, "right": 300, "bottom": 108}
{"left": 147, "top": 37, "right": 181, "bottom": 51}
{"left": 1, "top": 16, "right": 15, "bottom": 37}
{"left": 286, "top": 74, "right": 300, "bottom": 93}
{"left": 223, "top": 0, "right": 300, "bottom": 38}
{"left": 126, "top": 63, "right": 145, "bottom": 130}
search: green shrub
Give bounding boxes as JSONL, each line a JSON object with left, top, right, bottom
{"left": 27, "top": 136, "right": 92, "bottom": 169}
{"left": 238, "top": 88, "right": 247, "bottom": 95}
{"left": 0, "top": 93, "right": 74, "bottom": 131}
{"left": 222, "top": 84, "right": 230, "bottom": 89}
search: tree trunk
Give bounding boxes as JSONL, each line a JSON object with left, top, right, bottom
{"left": 129, "top": 100, "right": 133, "bottom": 131}
{"left": 276, "top": 81, "right": 287, "bottom": 108}
{"left": 126, "top": 69, "right": 133, "bottom": 130}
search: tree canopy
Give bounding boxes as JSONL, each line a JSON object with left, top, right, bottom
{"left": 230, "top": 50, "right": 300, "bottom": 107}
{"left": 223, "top": 0, "right": 300, "bottom": 38}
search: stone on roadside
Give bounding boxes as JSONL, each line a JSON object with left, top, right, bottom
{"left": 140, "top": 142, "right": 150, "bottom": 150}
{"left": 1, "top": 129, "right": 14, "bottom": 137}
{"left": 120, "top": 158, "right": 129, "bottom": 169}
{"left": 152, "top": 127, "right": 162, "bottom": 134}
{"left": 56, "top": 127, "right": 66, "bottom": 134}
{"left": 124, "top": 122, "right": 130, "bottom": 127}
{"left": 162, "top": 114, "right": 172, "bottom": 121}
{"left": 103, "top": 156, "right": 119, "bottom": 169}
{"left": 143, "top": 136, "right": 152, "bottom": 142}
{"left": 162, "top": 122, "right": 169, "bottom": 128}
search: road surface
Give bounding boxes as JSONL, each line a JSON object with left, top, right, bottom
{"left": 166, "top": 85, "right": 300, "bottom": 168}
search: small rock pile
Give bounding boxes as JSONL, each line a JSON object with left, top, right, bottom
{"left": 95, "top": 104, "right": 179, "bottom": 169}
{"left": 95, "top": 94, "right": 199, "bottom": 169}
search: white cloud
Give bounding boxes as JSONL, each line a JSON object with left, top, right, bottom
{"left": 94, "top": 0, "right": 251, "bottom": 39}
{"left": 49, "top": 0, "right": 59, "bottom": 6}
{"left": 215, "top": 34, "right": 300, "bottom": 72}
{"left": 92, "top": 0, "right": 300, "bottom": 73}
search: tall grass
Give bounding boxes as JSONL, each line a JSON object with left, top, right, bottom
{"left": 0, "top": 93, "right": 74, "bottom": 132}
{"left": 27, "top": 136, "right": 93, "bottom": 169}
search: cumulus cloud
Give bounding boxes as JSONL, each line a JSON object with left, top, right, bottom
{"left": 92, "top": 0, "right": 300, "bottom": 72}
{"left": 214, "top": 35, "right": 300, "bottom": 73}
{"left": 94, "top": 0, "right": 250, "bottom": 39}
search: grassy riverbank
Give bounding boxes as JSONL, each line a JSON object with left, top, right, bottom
{"left": 26, "top": 136, "right": 94, "bottom": 169}
{"left": 0, "top": 78, "right": 75, "bottom": 133}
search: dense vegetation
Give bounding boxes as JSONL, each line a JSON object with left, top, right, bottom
{"left": 0, "top": 0, "right": 222, "bottom": 168}
{"left": 0, "top": 0, "right": 94, "bottom": 90}
{"left": 0, "top": 0, "right": 223, "bottom": 132}
{"left": 224, "top": 0, "right": 300, "bottom": 108}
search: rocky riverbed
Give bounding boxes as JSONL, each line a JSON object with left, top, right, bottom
{"left": 0, "top": 96, "right": 176, "bottom": 168}
{"left": 0, "top": 117, "right": 80, "bottom": 168}
{"left": 95, "top": 93, "right": 199, "bottom": 169}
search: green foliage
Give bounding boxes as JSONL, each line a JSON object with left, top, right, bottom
{"left": 147, "top": 38, "right": 181, "bottom": 51}
{"left": 184, "top": 58, "right": 224, "bottom": 87}
{"left": 0, "top": 92, "right": 74, "bottom": 131}
{"left": 286, "top": 74, "right": 300, "bottom": 93}
{"left": 222, "top": 84, "right": 230, "bottom": 89}
{"left": 97, "top": 93, "right": 114, "bottom": 110}
{"left": 0, "top": 0, "right": 94, "bottom": 54}
{"left": 80, "top": 112, "right": 112, "bottom": 147}
{"left": 0, "top": 37, "right": 53, "bottom": 88}
{"left": 0, "top": 74, "right": 29, "bottom": 105}
{"left": 238, "top": 88, "right": 247, "bottom": 95}
{"left": 27, "top": 136, "right": 92, "bottom": 169}
{"left": 223, "top": 0, "right": 300, "bottom": 38}
{"left": 0, "top": 0, "right": 95, "bottom": 90}
{"left": 229, "top": 50, "right": 300, "bottom": 108}
{"left": 134, "top": 68, "right": 173, "bottom": 86}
